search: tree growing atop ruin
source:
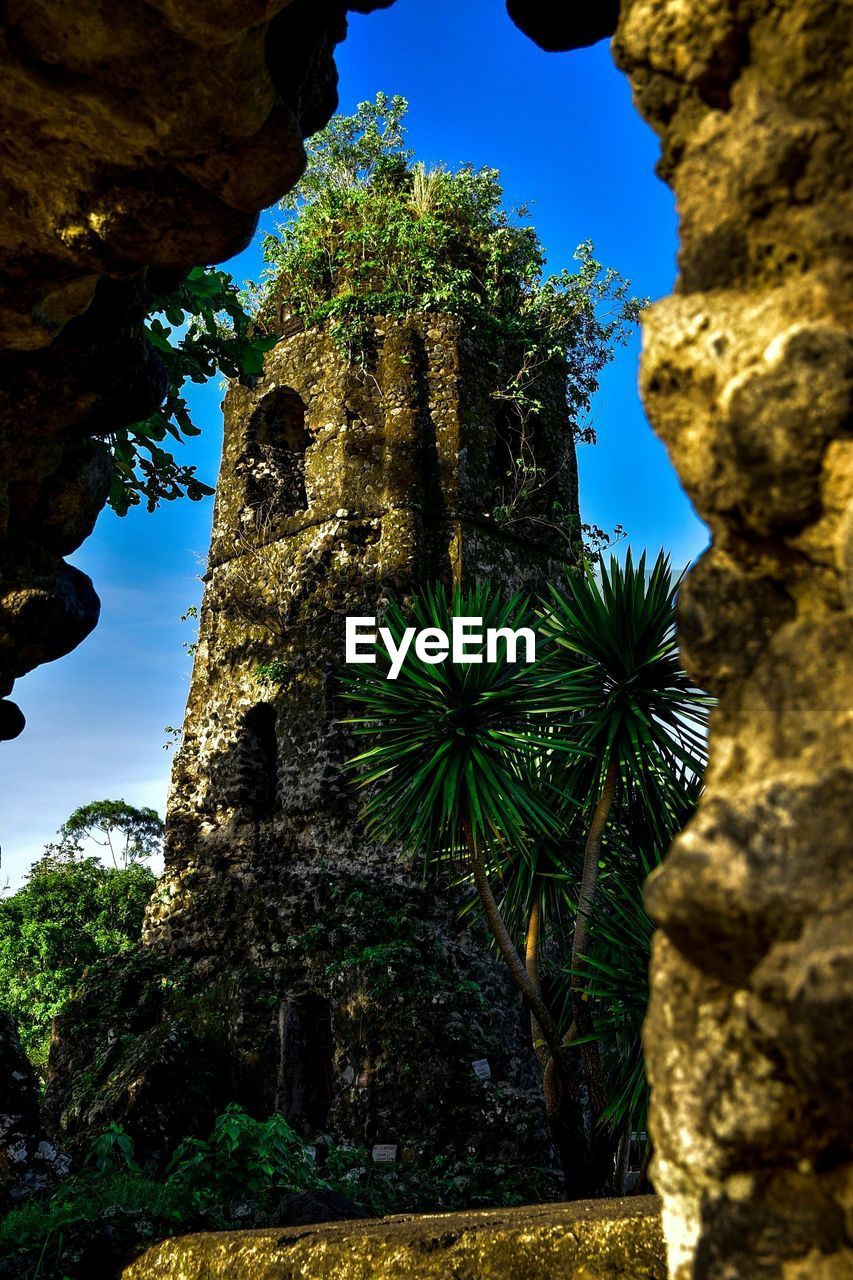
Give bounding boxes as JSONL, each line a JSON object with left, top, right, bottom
{"left": 250, "top": 92, "right": 644, "bottom": 555}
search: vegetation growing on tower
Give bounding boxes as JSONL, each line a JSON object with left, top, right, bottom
{"left": 250, "top": 93, "right": 644, "bottom": 537}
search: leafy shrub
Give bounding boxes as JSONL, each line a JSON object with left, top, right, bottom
{"left": 165, "top": 1104, "right": 315, "bottom": 1213}
{"left": 113, "top": 267, "right": 277, "bottom": 515}
{"left": 0, "top": 1107, "right": 563, "bottom": 1278}
{"left": 0, "top": 859, "right": 155, "bottom": 1074}
{"left": 321, "top": 1144, "right": 559, "bottom": 1216}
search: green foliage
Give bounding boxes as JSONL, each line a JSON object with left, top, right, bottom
{"left": 0, "top": 1168, "right": 190, "bottom": 1278}
{"left": 569, "top": 861, "right": 654, "bottom": 1136}
{"left": 322, "top": 1144, "right": 557, "bottom": 1216}
{"left": 0, "top": 1110, "right": 312, "bottom": 1277}
{"left": 84, "top": 1122, "right": 140, "bottom": 1176}
{"left": 566, "top": 771, "right": 703, "bottom": 1137}
{"left": 343, "top": 583, "right": 569, "bottom": 868}
{"left": 252, "top": 94, "right": 643, "bottom": 481}
{"left": 279, "top": 91, "right": 412, "bottom": 205}
{"left": 166, "top": 1104, "right": 315, "bottom": 1212}
{"left": 0, "top": 856, "right": 155, "bottom": 1073}
{"left": 114, "top": 94, "right": 641, "bottom": 531}
{"left": 112, "top": 267, "right": 277, "bottom": 516}
{"left": 341, "top": 558, "right": 711, "bottom": 1145}
{"left": 57, "top": 799, "right": 164, "bottom": 869}
{"left": 540, "top": 549, "right": 711, "bottom": 846}
{"left": 0, "top": 1107, "right": 558, "bottom": 1278}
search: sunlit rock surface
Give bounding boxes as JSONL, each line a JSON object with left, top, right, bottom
{"left": 122, "top": 1197, "right": 665, "bottom": 1280}
{"left": 612, "top": 0, "right": 853, "bottom": 1275}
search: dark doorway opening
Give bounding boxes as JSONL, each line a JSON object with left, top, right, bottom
{"left": 277, "top": 993, "right": 334, "bottom": 1136}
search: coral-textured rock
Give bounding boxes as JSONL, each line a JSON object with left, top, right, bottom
{"left": 612, "top": 0, "right": 853, "bottom": 1275}
{"left": 45, "top": 313, "right": 579, "bottom": 1197}
{"left": 0, "top": 1010, "right": 69, "bottom": 1207}
{"left": 122, "top": 1197, "right": 665, "bottom": 1280}
{"left": 0, "top": 1, "right": 381, "bottom": 738}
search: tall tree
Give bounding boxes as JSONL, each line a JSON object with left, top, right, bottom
{"left": 0, "top": 853, "right": 156, "bottom": 1073}
{"left": 57, "top": 799, "right": 164, "bottom": 870}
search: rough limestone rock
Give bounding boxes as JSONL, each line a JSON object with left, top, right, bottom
{"left": 609, "top": 1, "right": 853, "bottom": 1276}
{"left": 122, "top": 1197, "right": 665, "bottom": 1280}
{"left": 0, "top": 0, "right": 390, "bottom": 738}
{"left": 45, "top": 312, "right": 580, "bottom": 1198}
{"left": 0, "top": 1010, "right": 69, "bottom": 1207}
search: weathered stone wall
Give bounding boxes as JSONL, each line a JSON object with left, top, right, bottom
{"left": 608, "top": 2, "right": 852, "bottom": 1276}
{"left": 45, "top": 313, "right": 579, "bottom": 1194}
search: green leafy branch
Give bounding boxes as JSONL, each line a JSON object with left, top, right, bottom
{"left": 110, "top": 267, "right": 277, "bottom": 516}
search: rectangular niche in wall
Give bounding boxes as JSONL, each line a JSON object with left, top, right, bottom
{"left": 276, "top": 993, "right": 334, "bottom": 1137}
{"left": 244, "top": 386, "right": 310, "bottom": 519}
{"left": 231, "top": 702, "right": 279, "bottom": 818}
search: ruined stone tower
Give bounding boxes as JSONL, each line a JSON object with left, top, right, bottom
{"left": 47, "top": 311, "right": 580, "bottom": 1193}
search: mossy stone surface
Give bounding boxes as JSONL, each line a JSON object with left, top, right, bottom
{"left": 122, "top": 1196, "right": 665, "bottom": 1280}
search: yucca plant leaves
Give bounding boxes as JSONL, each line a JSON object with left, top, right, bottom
{"left": 562, "top": 864, "right": 655, "bottom": 1135}
{"left": 539, "top": 549, "right": 711, "bottom": 847}
{"left": 341, "top": 557, "right": 710, "bottom": 1142}
{"left": 342, "top": 582, "right": 575, "bottom": 872}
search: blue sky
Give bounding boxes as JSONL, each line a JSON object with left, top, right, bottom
{"left": 0, "top": 0, "right": 707, "bottom": 888}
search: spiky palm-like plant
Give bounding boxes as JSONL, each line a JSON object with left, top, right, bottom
{"left": 540, "top": 550, "right": 709, "bottom": 1035}
{"left": 565, "top": 771, "right": 704, "bottom": 1150}
{"left": 343, "top": 582, "right": 572, "bottom": 1064}
{"left": 343, "top": 558, "right": 710, "bottom": 1194}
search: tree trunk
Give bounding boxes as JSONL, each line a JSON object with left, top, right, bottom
{"left": 571, "top": 756, "right": 618, "bottom": 987}
{"left": 463, "top": 810, "right": 565, "bottom": 1064}
{"left": 462, "top": 807, "right": 614, "bottom": 1198}
{"left": 569, "top": 755, "right": 618, "bottom": 1114}
{"left": 525, "top": 890, "right": 550, "bottom": 1070}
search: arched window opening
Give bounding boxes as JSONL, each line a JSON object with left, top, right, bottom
{"left": 245, "top": 387, "right": 310, "bottom": 519}
{"left": 276, "top": 994, "right": 334, "bottom": 1136}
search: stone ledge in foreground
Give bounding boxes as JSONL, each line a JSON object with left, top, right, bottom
{"left": 122, "top": 1195, "right": 664, "bottom": 1279}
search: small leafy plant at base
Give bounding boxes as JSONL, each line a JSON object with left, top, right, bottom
{"left": 0, "top": 1124, "right": 190, "bottom": 1280}
{"left": 0, "top": 1108, "right": 563, "bottom": 1279}
{"left": 165, "top": 1104, "right": 316, "bottom": 1219}
{"left": 0, "top": 1109, "right": 317, "bottom": 1279}
{"left": 320, "top": 1144, "right": 559, "bottom": 1217}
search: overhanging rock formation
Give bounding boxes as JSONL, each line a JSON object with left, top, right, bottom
{"left": 0, "top": 0, "right": 395, "bottom": 740}
{"left": 611, "top": 2, "right": 853, "bottom": 1276}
